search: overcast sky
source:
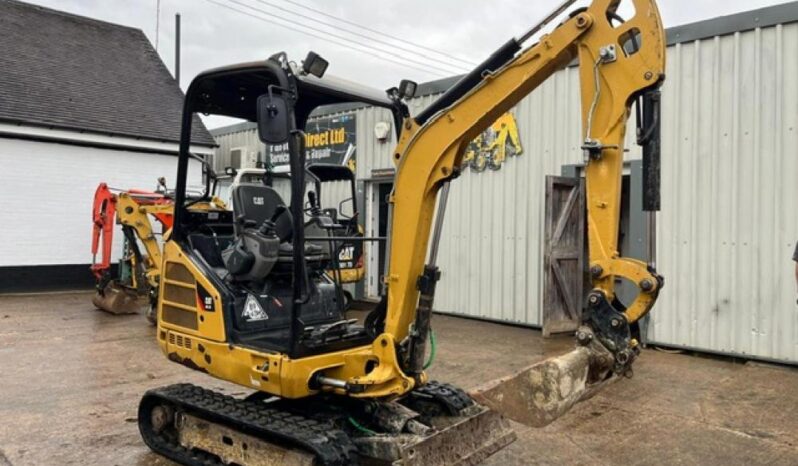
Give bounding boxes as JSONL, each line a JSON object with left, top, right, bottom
{"left": 30, "top": 0, "right": 788, "bottom": 128}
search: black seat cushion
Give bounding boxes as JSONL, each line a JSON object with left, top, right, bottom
{"left": 231, "top": 183, "right": 293, "bottom": 241}
{"left": 277, "top": 241, "right": 324, "bottom": 258}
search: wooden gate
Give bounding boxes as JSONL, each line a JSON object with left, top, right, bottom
{"left": 543, "top": 176, "right": 585, "bottom": 337}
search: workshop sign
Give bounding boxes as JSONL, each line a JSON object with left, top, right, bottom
{"left": 266, "top": 114, "right": 357, "bottom": 172}
{"left": 462, "top": 112, "right": 523, "bottom": 173}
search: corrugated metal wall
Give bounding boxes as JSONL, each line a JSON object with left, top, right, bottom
{"left": 212, "top": 123, "right": 263, "bottom": 173}
{"left": 429, "top": 68, "right": 581, "bottom": 327}
{"left": 209, "top": 19, "right": 798, "bottom": 363}
{"left": 352, "top": 107, "right": 396, "bottom": 179}
{"left": 416, "top": 66, "right": 641, "bottom": 327}
{"left": 650, "top": 24, "right": 798, "bottom": 363}
{"left": 429, "top": 22, "right": 798, "bottom": 363}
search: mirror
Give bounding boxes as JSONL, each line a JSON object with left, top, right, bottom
{"left": 338, "top": 197, "right": 355, "bottom": 219}
{"left": 257, "top": 93, "right": 291, "bottom": 144}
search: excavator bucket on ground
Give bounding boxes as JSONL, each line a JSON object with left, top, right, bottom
{"left": 470, "top": 327, "right": 617, "bottom": 428}
{"left": 92, "top": 282, "right": 145, "bottom": 315}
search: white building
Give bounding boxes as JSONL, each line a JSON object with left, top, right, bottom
{"left": 0, "top": 1, "right": 213, "bottom": 291}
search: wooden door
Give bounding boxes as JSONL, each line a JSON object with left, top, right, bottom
{"left": 543, "top": 176, "right": 585, "bottom": 337}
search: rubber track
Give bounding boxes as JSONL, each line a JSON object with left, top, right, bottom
{"left": 139, "top": 383, "right": 356, "bottom": 466}
{"left": 412, "top": 381, "right": 475, "bottom": 414}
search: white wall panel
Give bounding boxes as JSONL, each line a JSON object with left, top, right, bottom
{"left": 430, "top": 67, "right": 587, "bottom": 327}
{"left": 0, "top": 137, "right": 202, "bottom": 266}
{"left": 648, "top": 24, "right": 798, "bottom": 363}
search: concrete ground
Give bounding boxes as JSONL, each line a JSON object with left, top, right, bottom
{"left": 1, "top": 292, "right": 797, "bottom": 465}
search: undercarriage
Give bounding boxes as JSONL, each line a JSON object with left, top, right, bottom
{"left": 139, "top": 382, "right": 514, "bottom": 465}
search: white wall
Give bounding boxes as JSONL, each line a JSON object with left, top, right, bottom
{"left": 0, "top": 137, "right": 202, "bottom": 266}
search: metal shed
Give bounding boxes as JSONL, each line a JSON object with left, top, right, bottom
{"left": 210, "top": 1, "right": 798, "bottom": 364}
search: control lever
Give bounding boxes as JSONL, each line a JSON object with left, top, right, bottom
{"left": 307, "top": 191, "right": 342, "bottom": 230}
{"left": 307, "top": 191, "right": 321, "bottom": 216}
{"left": 259, "top": 205, "right": 287, "bottom": 236}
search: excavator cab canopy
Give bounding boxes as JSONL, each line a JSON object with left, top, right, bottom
{"left": 173, "top": 53, "right": 404, "bottom": 242}
{"left": 185, "top": 58, "right": 402, "bottom": 130}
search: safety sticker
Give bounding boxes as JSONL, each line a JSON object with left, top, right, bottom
{"left": 242, "top": 294, "right": 268, "bottom": 321}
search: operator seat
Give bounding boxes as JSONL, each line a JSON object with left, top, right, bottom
{"left": 231, "top": 183, "right": 292, "bottom": 240}
{"left": 228, "top": 183, "right": 326, "bottom": 275}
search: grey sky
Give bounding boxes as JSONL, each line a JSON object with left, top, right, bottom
{"left": 28, "top": 0, "right": 789, "bottom": 128}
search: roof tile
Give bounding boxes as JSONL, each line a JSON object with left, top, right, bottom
{"left": 0, "top": 0, "right": 215, "bottom": 146}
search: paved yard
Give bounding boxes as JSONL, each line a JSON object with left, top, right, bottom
{"left": 1, "top": 291, "right": 796, "bottom": 465}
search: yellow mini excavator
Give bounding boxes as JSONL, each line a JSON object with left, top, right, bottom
{"left": 138, "top": 0, "right": 665, "bottom": 463}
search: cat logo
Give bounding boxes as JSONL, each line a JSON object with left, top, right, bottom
{"left": 339, "top": 246, "right": 355, "bottom": 262}
{"left": 242, "top": 294, "right": 268, "bottom": 321}
{"left": 253, "top": 196, "right": 265, "bottom": 205}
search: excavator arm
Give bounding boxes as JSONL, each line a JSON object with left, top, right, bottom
{"left": 90, "top": 184, "right": 173, "bottom": 287}
{"left": 360, "top": 0, "right": 665, "bottom": 400}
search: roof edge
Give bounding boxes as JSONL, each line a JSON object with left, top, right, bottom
{"left": 667, "top": 1, "right": 798, "bottom": 45}
{"left": 210, "top": 121, "right": 257, "bottom": 136}
{"left": 0, "top": 117, "right": 217, "bottom": 148}
{"left": 210, "top": 102, "right": 373, "bottom": 136}
{"left": 414, "top": 1, "right": 798, "bottom": 97}
{"left": 1, "top": 0, "right": 141, "bottom": 33}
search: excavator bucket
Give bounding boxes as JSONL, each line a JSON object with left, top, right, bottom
{"left": 470, "top": 328, "right": 617, "bottom": 428}
{"left": 92, "top": 282, "right": 145, "bottom": 315}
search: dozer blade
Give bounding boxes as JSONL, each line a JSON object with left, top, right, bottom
{"left": 352, "top": 403, "right": 515, "bottom": 465}
{"left": 92, "top": 283, "right": 145, "bottom": 315}
{"left": 470, "top": 331, "right": 617, "bottom": 428}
